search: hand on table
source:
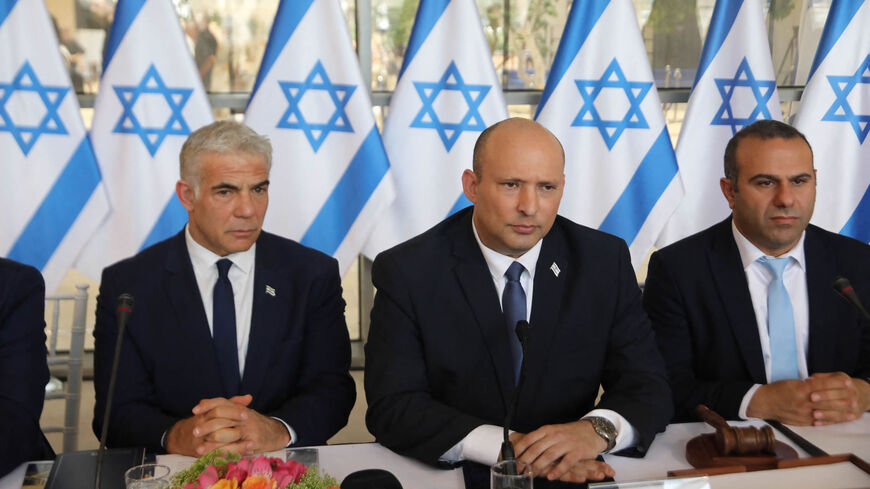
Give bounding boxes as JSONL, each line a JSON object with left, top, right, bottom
{"left": 746, "top": 373, "right": 870, "bottom": 426}
{"left": 510, "top": 420, "right": 615, "bottom": 483}
{"left": 165, "top": 394, "right": 290, "bottom": 456}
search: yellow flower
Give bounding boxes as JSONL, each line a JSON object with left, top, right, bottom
{"left": 207, "top": 479, "right": 239, "bottom": 489}
{"left": 240, "top": 476, "right": 276, "bottom": 489}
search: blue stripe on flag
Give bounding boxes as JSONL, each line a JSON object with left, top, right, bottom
{"left": 103, "top": 0, "right": 147, "bottom": 71}
{"left": 535, "top": 0, "right": 609, "bottom": 116}
{"left": 398, "top": 0, "right": 451, "bottom": 78}
{"left": 0, "top": 0, "right": 19, "bottom": 27}
{"left": 7, "top": 138, "right": 101, "bottom": 270}
{"left": 841, "top": 186, "right": 870, "bottom": 244}
{"left": 693, "top": 0, "right": 744, "bottom": 86}
{"left": 250, "top": 0, "right": 315, "bottom": 96}
{"left": 807, "top": 0, "right": 864, "bottom": 80}
{"left": 599, "top": 128, "right": 678, "bottom": 244}
{"left": 300, "top": 126, "right": 390, "bottom": 255}
{"left": 140, "top": 196, "right": 187, "bottom": 250}
{"left": 448, "top": 193, "right": 472, "bottom": 217}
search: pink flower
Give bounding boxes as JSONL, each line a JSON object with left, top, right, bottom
{"left": 224, "top": 462, "right": 248, "bottom": 483}
{"left": 272, "top": 460, "right": 307, "bottom": 485}
{"left": 183, "top": 482, "right": 197, "bottom": 489}
{"left": 249, "top": 457, "right": 273, "bottom": 478}
{"left": 197, "top": 466, "right": 220, "bottom": 489}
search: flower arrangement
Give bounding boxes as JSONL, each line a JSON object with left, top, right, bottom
{"left": 170, "top": 450, "right": 339, "bottom": 489}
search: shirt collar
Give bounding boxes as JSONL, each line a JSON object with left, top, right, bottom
{"left": 731, "top": 219, "right": 806, "bottom": 271}
{"left": 471, "top": 220, "right": 542, "bottom": 281}
{"left": 185, "top": 224, "right": 256, "bottom": 274}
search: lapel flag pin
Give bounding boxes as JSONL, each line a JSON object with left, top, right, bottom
{"left": 550, "top": 262, "right": 561, "bottom": 277}
{"left": 265, "top": 285, "right": 276, "bottom": 296}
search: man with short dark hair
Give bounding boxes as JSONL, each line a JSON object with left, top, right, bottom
{"left": 93, "top": 121, "right": 355, "bottom": 455}
{"left": 644, "top": 119, "right": 870, "bottom": 425}
{"left": 365, "top": 118, "right": 672, "bottom": 484}
{"left": 0, "top": 258, "right": 54, "bottom": 476}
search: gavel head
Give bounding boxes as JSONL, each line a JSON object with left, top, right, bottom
{"left": 714, "top": 425, "right": 776, "bottom": 455}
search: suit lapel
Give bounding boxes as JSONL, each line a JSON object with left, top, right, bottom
{"left": 241, "top": 234, "right": 283, "bottom": 396}
{"left": 803, "top": 227, "right": 836, "bottom": 372}
{"left": 450, "top": 213, "right": 515, "bottom": 410}
{"left": 164, "top": 232, "right": 226, "bottom": 395}
{"left": 524, "top": 226, "right": 565, "bottom": 398}
{"left": 708, "top": 219, "right": 767, "bottom": 383}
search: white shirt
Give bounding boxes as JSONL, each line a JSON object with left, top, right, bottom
{"left": 439, "top": 222, "right": 638, "bottom": 465}
{"left": 732, "top": 221, "right": 810, "bottom": 419}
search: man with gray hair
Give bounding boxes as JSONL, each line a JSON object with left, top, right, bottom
{"left": 93, "top": 120, "right": 355, "bottom": 455}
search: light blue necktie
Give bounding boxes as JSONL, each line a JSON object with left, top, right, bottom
{"left": 759, "top": 257, "right": 800, "bottom": 382}
{"left": 503, "top": 261, "right": 526, "bottom": 385}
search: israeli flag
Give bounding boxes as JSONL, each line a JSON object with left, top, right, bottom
{"left": 362, "top": 0, "right": 508, "bottom": 257}
{"left": 76, "top": 0, "right": 213, "bottom": 279}
{"left": 657, "top": 0, "right": 781, "bottom": 246}
{"left": 794, "top": 0, "right": 870, "bottom": 243}
{"left": 245, "top": 0, "right": 394, "bottom": 276}
{"left": 0, "top": 0, "right": 108, "bottom": 292}
{"left": 535, "top": 0, "right": 681, "bottom": 270}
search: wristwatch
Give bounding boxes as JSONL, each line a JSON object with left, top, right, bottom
{"left": 583, "top": 416, "right": 618, "bottom": 453}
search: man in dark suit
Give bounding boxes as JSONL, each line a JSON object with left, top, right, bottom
{"left": 644, "top": 119, "right": 870, "bottom": 425}
{"left": 365, "top": 118, "right": 672, "bottom": 484}
{"left": 0, "top": 258, "right": 54, "bottom": 476}
{"left": 93, "top": 121, "right": 355, "bottom": 456}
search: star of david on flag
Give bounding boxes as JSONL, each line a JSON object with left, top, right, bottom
{"left": 572, "top": 58, "right": 652, "bottom": 150}
{"left": 711, "top": 57, "right": 776, "bottom": 134}
{"left": 245, "top": 0, "right": 393, "bottom": 276}
{"left": 795, "top": 0, "right": 870, "bottom": 243}
{"left": 657, "top": 0, "right": 781, "bottom": 247}
{"left": 113, "top": 64, "right": 193, "bottom": 156}
{"left": 0, "top": 61, "right": 68, "bottom": 155}
{"left": 535, "top": 0, "right": 681, "bottom": 270}
{"left": 410, "top": 61, "right": 490, "bottom": 151}
{"left": 277, "top": 60, "right": 356, "bottom": 153}
{"left": 822, "top": 54, "right": 870, "bottom": 144}
{"left": 76, "top": 0, "right": 213, "bottom": 281}
{"left": 1, "top": 0, "right": 108, "bottom": 292}
{"left": 363, "top": 0, "right": 508, "bottom": 257}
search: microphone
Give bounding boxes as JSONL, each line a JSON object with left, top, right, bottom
{"left": 500, "top": 320, "right": 531, "bottom": 473}
{"left": 832, "top": 276, "right": 870, "bottom": 322}
{"left": 95, "top": 294, "right": 135, "bottom": 489}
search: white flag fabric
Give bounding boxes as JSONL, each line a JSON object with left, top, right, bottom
{"left": 0, "top": 0, "right": 109, "bottom": 292}
{"left": 362, "top": 0, "right": 508, "bottom": 257}
{"left": 657, "top": 0, "right": 781, "bottom": 247}
{"left": 245, "top": 0, "right": 394, "bottom": 276}
{"left": 76, "top": 0, "right": 213, "bottom": 279}
{"left": 794, "top": 0, "right": 870, "bottom": 243}
{"left": 535, "top": 0, "right": 681, "bottom": 270}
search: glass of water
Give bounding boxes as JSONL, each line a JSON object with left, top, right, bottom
{"left": 491, "top": 460, "right": 533, "bottom": 489}
{"left": 124, "top": 464, "right": 170, "bottom": 489}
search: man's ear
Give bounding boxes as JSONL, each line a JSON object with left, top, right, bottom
{"left": 461, "top": 169, "right": 480, "bottom": 205}
{"left": 720, "top": 177, "right": 737, "bottom": 210}
{"left": 176, "top": 179, "right": 196, "bottom": 211}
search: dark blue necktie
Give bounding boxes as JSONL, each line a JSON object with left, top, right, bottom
{"left": 213, "top": 258, "right": 241, "bottom": 396}
{"left": 503, "top": 261, "right": 526, "bottom": 384}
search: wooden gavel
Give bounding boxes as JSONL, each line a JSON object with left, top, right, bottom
{"left": 696, "top": 405, "right": 776, "bottom": 455}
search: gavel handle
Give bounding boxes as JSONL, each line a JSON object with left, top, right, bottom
{"left": 696, "top": 404, "right": 731, "bottom": 430}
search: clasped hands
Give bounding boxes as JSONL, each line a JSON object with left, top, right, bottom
{"left": 508, "top": 419, "right": 615, "bottom": 484}
{"left": 165, "top": 394, "right": 290, "bottom": 456}
{"left": 747, "top": 372, "right": 870, "bottom": 426}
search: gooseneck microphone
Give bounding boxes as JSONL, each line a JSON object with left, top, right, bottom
{"left": 95, "top": 294, "right": 135, "bottom": 489}
{"left": 832, "top": 276, "right": 870, "bottom": 322}
{"left": 501, "top": 320, "right": 532, "bottom": 473}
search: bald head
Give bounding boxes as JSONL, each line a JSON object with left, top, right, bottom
{"left": 472, "top": 118, "right": 565, "bottom": 176}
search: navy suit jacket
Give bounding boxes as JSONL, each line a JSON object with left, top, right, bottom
{"left": 364, "top": 208, "right": 672, "bottom": 465}
{"left": 0, "top": 258, "right": 53, "bottom": 476}
{"left": 93, "top": 230, "right": 355, "bottom": 450}
{"left": 644, "top": 218, "right": 870, "bottom": 421}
